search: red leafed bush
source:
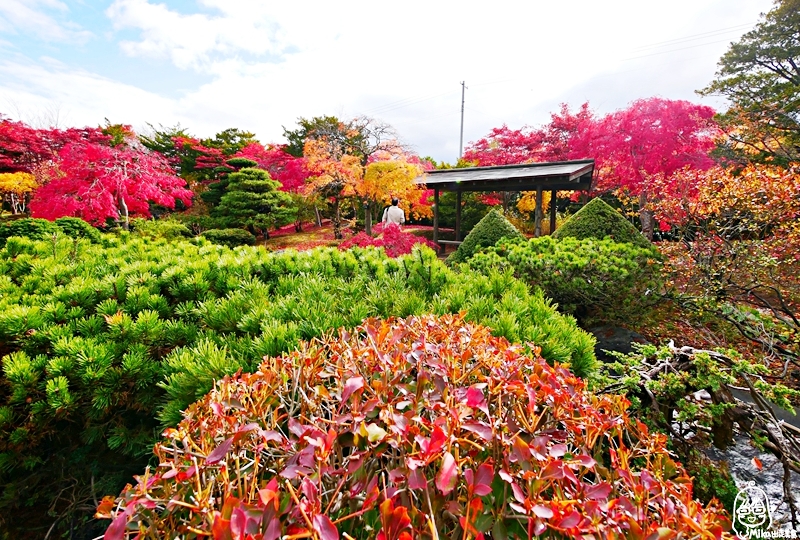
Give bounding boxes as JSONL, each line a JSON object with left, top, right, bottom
{"left": 98, "top": 314, "right": 733, "bottom": 539}
{"left": 339, "top": 222, "right": 437, "bottom": 257}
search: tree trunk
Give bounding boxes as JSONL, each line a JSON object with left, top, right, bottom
{"left": 365, "top": 200, "right": 372, "bottom": 235}
{"left": 314, "top": 206, "right": 322, "bottom": 227}
{"left": 119, "top": 195, "right": 130, "bottom": 230}
{"left": 332, "top": 199, "right": 342, "bottom": 240}
{"left": 639, "top": 190, "right": 654, "bottom": 241}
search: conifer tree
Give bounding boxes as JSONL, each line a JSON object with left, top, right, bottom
{"left": 214, "top": 167, "right": 296, "bottom": 238}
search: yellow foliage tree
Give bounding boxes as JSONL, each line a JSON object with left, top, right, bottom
{"left": 516, "top": 190, "right": 551, "bottom": 219}
{"left": 362, "top": 161, "right": 432, "bottom": 222}
{"left": 0, "top": 172, "right": 39, "bottom": 214}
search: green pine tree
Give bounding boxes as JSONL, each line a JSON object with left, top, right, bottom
{"left": 214, "top": 167, "right": 297, "bottom": 239}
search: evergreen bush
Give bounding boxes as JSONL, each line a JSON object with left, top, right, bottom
{"left": 201, "top": 228, "right": 257, "bottom": 247}
{"left": 0, "top": 236, "right": 595, "bottom": 537}
{"left": 447, "top": 209, "right": 524, "bottom": 264}
{"left": 552, "top": 197, "right": 653, "bottom": 249}
{"left": 99, "top": 315, "right": 731, "bottom": 539}
{"left": 468, "top": 236, "right": 663, "bottom": 324}
{"left": 130, "top": 217, "right": 192, "bottom": 240}
{"left": 54, "top": 217, "right": 103, "bottom": 242}
{"left": 0, "top": 217, "right": 59, "bottom": 245}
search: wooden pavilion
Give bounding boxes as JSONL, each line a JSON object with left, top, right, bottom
{"left": 414, "top": 159, "right": 595, "bottom": 250}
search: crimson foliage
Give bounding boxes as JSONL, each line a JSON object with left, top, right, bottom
{"left": 100, "top": 314, "right": 732, "bottom": 540}
{"left": 339, "top": 222, "right": 436, "bottom": 257}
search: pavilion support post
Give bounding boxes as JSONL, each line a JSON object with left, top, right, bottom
{"left": 549, "top": 189, "right": 557, "bottom": 234}
{"left": 455, "top": 191, "right": 462, "bottom": 242}
{"left": 534, "top": 187, "right": 543, "bottom": 238}
{"left": 433, "top": 188, "right": 440, "bottom": 250}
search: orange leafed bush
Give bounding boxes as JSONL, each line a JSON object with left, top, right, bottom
{"left": 98, "top": 314, "right": 733, "bottom": 539}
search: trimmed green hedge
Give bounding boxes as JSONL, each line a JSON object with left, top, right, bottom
{"left": 201, "top": 227, "right": 256, "bottom": 247}
{"left": 0, "top": 217, "right": 103, "bottom": 246}
{"left": 553, "top": 197, "right": 652, "bottom": 249}
{"left": 447, "top": 209, "right": 524, "bottom": 264}
{"left": 468, "top": 235, "right": 663, "bottom": 324}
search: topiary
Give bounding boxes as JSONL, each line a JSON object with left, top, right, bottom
{"left": 54, "top": 217, "right": 103, "bottom": 242}
{"left": 447, "top": 209, "right": 524, "bottom": 264}
{"left": 98, "top": 314, "right": 733, "bottom": 539}
{"left": 552, "top": 197, "right": 653, "bottom": 249}
{"left": 201, "top": 228, "right": 256, "bottom": 247}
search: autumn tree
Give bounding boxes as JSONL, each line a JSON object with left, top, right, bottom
{"left": 287, "top": 115, "right": 412, "bottom": 234}
{"left": 283, "top": 116, "right": 359, "bottom": 158}
{"left": 233, "top": 142, "right": 309, "bottom": 193}
{"left": 362, "top": 160, "right": 431, "bottom": 223}
{"left": 589, "top": 98, "right": 719, "bottom": 239}
{"left": 304, "top": 136, "right": 362, "bottom": 239}
{"left": 0, "top": 115, "right": 108, "bottom": 174}
{"left": 699, "top": 0, "right": 800, "bottom": 165}
{"left": 464, "top": 99, "right": 718, "bottom": 239}
{"left": 30, "top": 139, "right": 193, "bottom": 228}
{"left": 0, "top": 172, "right": 38, "bottom": 214}
{"left": 651, "top": 164, "right": 800, "bottom": 366}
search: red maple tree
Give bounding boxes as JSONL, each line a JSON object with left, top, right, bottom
{"left": 30, "top": 139, "right": 193, "bottom": 227}
{"left": 464, "top": 99, "right": 719, "bottom": 238}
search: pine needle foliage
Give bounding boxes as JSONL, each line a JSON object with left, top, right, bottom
{"left": 468, "top": 236, "right": 663, "bottom": 324}
{"left": 0, "top": 233, "right": 595, "bottom": 537}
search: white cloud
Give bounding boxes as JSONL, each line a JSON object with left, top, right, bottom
{"left": 0, "top": 0, "right": 92, "bottom": 43}
{"left": 2, "top": 0, "right": 776, "bottom": 161}
{"left": 0, "top": 57, "right": 178, "bottom": 129}
{"left": 106, "top": 0, "right": 288, "bottom": 70}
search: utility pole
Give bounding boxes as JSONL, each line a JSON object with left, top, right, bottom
{"left": 459, "top": 81, "right": 467, "bottom": 159}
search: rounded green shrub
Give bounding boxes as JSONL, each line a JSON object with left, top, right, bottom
{"left": 201, "top": 228, "right": 256, "bottom": 247}
{"left": 468, "top": 236, "right": 663, "bottom": 324}
{"left": 130, "top": 217, "right": 192, "bottom": 240}
{"left": 552, "top": 197, "right": 653, "bottom": 249}
{"left": 447, "top": 209, "right": 524, "bottom": 264}
{"left": 54, "top": 217, "right": 103, "bottom": 242}
{"left": 0, "top": 218, "right": 59, "bottom": 245}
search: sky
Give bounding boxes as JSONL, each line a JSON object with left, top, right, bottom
{"left": 0, "top": 0, "right": 776, "bottom": 163}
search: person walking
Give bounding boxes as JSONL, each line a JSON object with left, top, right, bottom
{"left": 382, "top": 198, "right": 405, "bottom": 225}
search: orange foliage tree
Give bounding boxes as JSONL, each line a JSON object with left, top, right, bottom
{"left": 652, "top": 164, "right": 800, "bottom": 364}
{"left": 303, "top": 136, "right": 363, "bottom": 239}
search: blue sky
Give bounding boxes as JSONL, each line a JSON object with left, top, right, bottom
{"left": 0, "top": 0, "right": 775, "bottom": 162}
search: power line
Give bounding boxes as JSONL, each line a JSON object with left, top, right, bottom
{"left": 631, "top": 22, "right": 756, "bottom": 51}
{"left": 365, "top": 89, "right": 457, "bottom": 116}
{"left": 623, "top": 36, "right": 742, "bottom": 61}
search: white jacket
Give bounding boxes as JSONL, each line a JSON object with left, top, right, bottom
{"left": 382, "top": 205, "right": 405, "bottom": 225}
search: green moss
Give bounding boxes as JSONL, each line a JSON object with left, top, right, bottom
{"left": 447, "top": 209, "right": 524, "bottom": 264}
{"left": 552, "top": 198, "right": 651, "bottom": 249}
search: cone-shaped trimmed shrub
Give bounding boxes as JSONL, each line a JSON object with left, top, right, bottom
{"left": 99, "top": 314, "right": 732, "bottom": 539}
{"left": 447, "top": 209, "right": 524, "bottom": 264}
{"left": 553, "top": 197, "right": 652, "bottom": 249}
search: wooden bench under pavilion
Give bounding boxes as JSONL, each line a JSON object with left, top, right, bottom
{"left": 414, "top": 159, "right": 595, "bottom": 251}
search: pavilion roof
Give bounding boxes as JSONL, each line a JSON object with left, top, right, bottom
{"left": 414, "top": 159, "right": 594, "bottom": 192}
